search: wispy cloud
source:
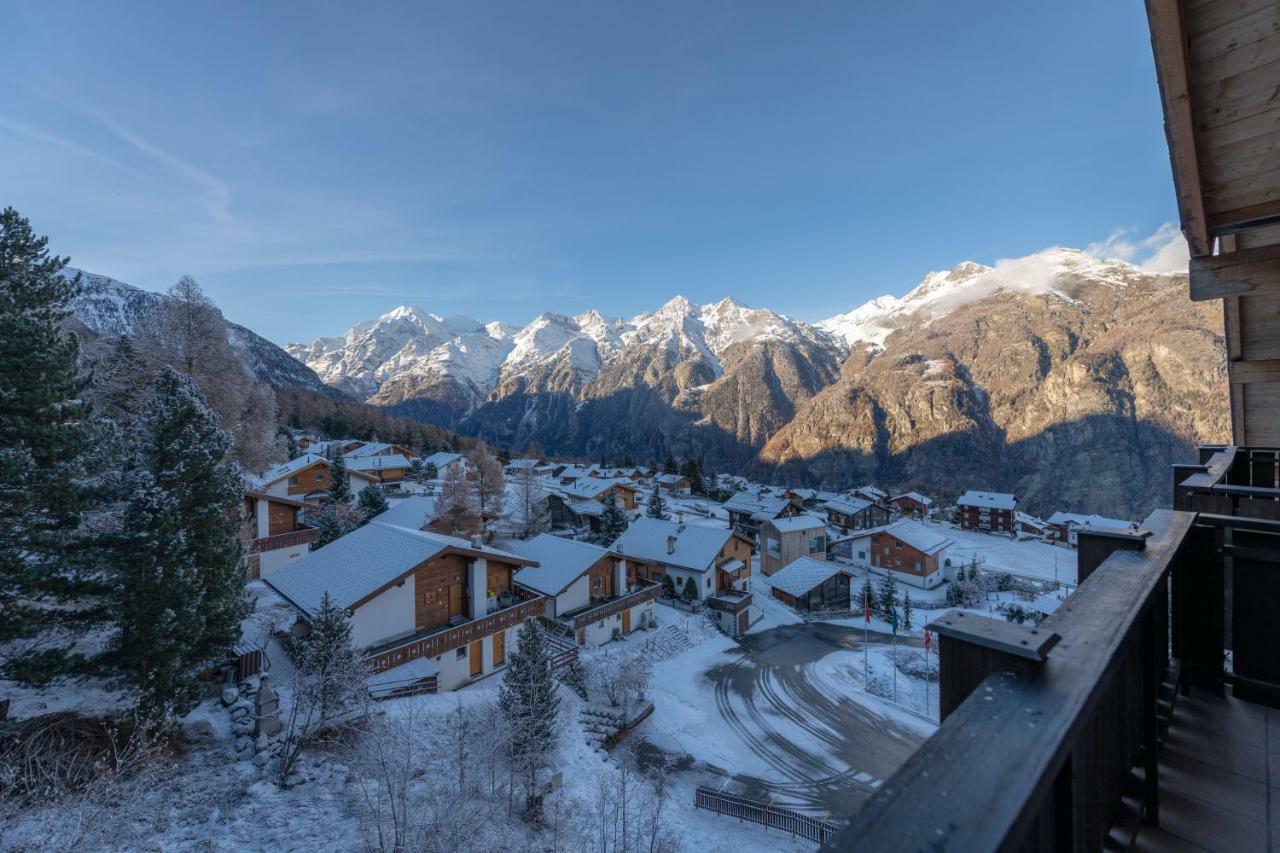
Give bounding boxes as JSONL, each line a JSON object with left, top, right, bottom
{"left": 0, "top": 118, "right": 128, "bottom": 169}
{"left": 1086, "top": 222, "right": 1188, "bottom": 273}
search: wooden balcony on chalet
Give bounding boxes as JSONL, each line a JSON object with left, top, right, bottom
{"left": 821, "top": 445, "right": 1279, "bottom": 852}
{"left": 556, "top": 578, "right": 663, "bottom": 633}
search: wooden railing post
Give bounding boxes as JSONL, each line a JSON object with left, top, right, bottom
{"left": 1077, "top": 528, "right": 1151, "bottom": 584}
{"left": 928, "top": 613, "right": 1060, "bottom": 722}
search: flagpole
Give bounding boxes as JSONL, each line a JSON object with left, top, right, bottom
{"left": 891, "top": 607, "right": 898, "bottom": 703}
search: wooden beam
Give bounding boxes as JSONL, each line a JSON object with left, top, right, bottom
{"left": 1189, "top": 241, "right": 1280, "bottom": 299}
{"left": 1147, "top": 0, "right": 1213, "bottom": 257}
{"left": 1230, "top": 358, "right": 1280, "bottom": 384}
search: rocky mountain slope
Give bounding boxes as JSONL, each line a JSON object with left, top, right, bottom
{"left": 68, "top": 269, "right": 333, "bottom": 394}
{"left": 766, "top": 249, "right": 1229, "bottom": 517}
{"left": 286, "top": 246, "right": 1229, "bottom": 518}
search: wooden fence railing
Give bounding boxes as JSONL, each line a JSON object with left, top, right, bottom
{"left": 693, "top": 786, "right": 840, "bottom": 845}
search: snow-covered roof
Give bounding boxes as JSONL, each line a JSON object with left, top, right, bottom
{"left": 853, "top": 485, "right": 888, "bottom": 501}
{"left": 822, "top": 496, "right": 873, "bottom": 516}
{"left": 770, "top": 557, "right": 847, "bottom": 597}
{"left": 263, "top": 521, "right": 534, "bottom": 619}
{"left": 505, "top": 534, "right": 613, "bottom": 597}
{"left": 890, "top": 491, "right": 934, "bottom": 506}
{"left": 612, "top": 517, "right": 736, "bottom": 573}
{"left": 345, "top": 441, "right": 394, "bottom": 458}
{"left": 375, "top": 497, "right": 438, "bottom": 530}
{"left": 253, "top": 453, "right": 328, "bottom": 488}
{"left": 566, "top": 499, "right": 604, "bottom": 517}
{"left": 957, "top": 490, "right": 1017, "bottom": 510}
{"left": 878, "top": 519, "right": 952, "bottom": 555}
{"left": 722, "top": 491, "right": 794, "bottom": 520}
{"left": 655, "top": 473, "right": 687, "bottom": 485}
{"left": 505, "top": 458, "right": 540, "bottom": 470}
{"left": 345, "top": 454, "right": 413, "bottom": 472}
{"left": 1015, "top": 512, "right": 1049, "bottom": 530}
{"left": 766, "top": 514, "right": 828, "bottom": 534}
{"left": 558, "top": 478, "right": 635, "bottom": 500}
{"left": 1045, "top": 512, "right": 1136, "bottom": 533}
{"left": 368, "top": 656, "right": 440, "bottom": 698}
{"left": 423, "top": 451, "right": 464, "bottom": 468}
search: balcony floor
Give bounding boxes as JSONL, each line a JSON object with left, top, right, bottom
{"left": 1133, "top": 687, "right": 1277, "bottom": 852}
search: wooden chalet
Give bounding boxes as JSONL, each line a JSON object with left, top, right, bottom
{"left": 253, "top": 453, "right": 379, "bottom": 506}
{"left": 956, "top": 489, "right": 1017, "bottom": 533}
{"left": 826, "top": 9, "right": 1280, "bottom": 849}
{"left": 822, "top": 495, "right": 891, "bottom": 534}
{"left": 722, "top": 489, "right": 804, "bottom": 541}
{"left": 759, "top": 513, "right": 829, "bottom": 576}
{"left": 241, "top": 491, "right": 320, "bottom": 580}
{"left": 265, "top": 521, "right": 542, "bottom": 694}
{"left": 769, "top": 557, "right": 851, "bottom": 614}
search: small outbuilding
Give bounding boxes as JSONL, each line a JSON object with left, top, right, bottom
{"left": 769, "top": 557, "right": 851, "bottom": 613}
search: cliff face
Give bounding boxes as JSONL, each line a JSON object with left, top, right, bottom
{"left": 762, "top": 252, "right": 1229, "bottom": 517}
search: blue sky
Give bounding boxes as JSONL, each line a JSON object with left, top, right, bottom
{"left": 3, "top": 2, "right": 1182, "bottom": 344}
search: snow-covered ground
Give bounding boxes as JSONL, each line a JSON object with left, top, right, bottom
{"left": 930, "top": 519, "right": 1077, "bottom": 586}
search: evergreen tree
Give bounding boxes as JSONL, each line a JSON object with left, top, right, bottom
{"left": 596, "top": 496, "right": 629, "bottom": 546}
{"left": 327, "top": 453, "right": 352, "bottom": 504}
{"left": 644, "top": 485, "right": 669, "bottom": 520}
{"left": 314, "top": 504, "right": 349, "bottom": 546}
{"left": 423, "top": 460, "right": 439, "bottom": 481}
{"left": 297, "top": 592, "right": 362, "bottom": 721}
{"left": 0, "top": 208, "right": 116, "bottom": 683}
{"left": 281, "top": 428, "right": 300, "bottom": 460}
{"left": 114, "top": 367, "right": 247, "bottom": 715}
{"left": 356, "top": 485, "right": 389, "bottom": 521}
{"left": 660, "top": 574, "right": 676, "bottom": 598}
{"left": 860, "top": 576, "right": 875, "bottom": 616}
{"left": 682, "top": 576, "right": 698, "bottom": 600}
{"left": 901, "top": 591, "right": 913, "bottom": 631}
{"left": 498, "top": 619, "right": 560, "bottom": 797}
{"left": 409, "top": 457, "right": 425, "bottom": 483}
{"left": 877, "top": 570, "right": 898, "bottom": 620}
{"left": 662, "top": 455, "right": 678, "bottom": 475}
{"left": 680, "top": 459, "right": 705, "bottom": 495}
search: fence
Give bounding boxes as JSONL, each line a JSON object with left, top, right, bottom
{"left": 693, "top": 786, "right": 840, "bottom": 845}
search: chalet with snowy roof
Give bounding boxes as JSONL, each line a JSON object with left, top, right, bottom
{"left": 503, "top": 458, "right": 542, "bottom": 475}
{"left": 852, "top": 485, "right": 889, "bottom": 505}
{"left": 502, "top": 534, "right": 660, "bottom": 646}
{"left": 957, "top": 490, "right": 1018, "bottom": 533}
{"left": 252, "top": 453, "right": 378, "bottom": 506}
{"left": 422, "top": 451, "right": 468, "bottom": 480}
{"left": 345, "top": 453, "right": 413, "bottom": 483}
{"left": 822, "top": 495, "right": 891, "bottom": 534}
{"left": 842, "top": 519, "right": 952, "bottom": 589}
{"left": 722, "top": 490, "right": 803, "bottom": 541}
{"left": 1045, "top": 512, "right": 1139, "bottom": 548}
{"left": 889, "top": 491, "right": 935, "bottom": 518}
{"left": 613, "top": 517, "right": 755, "bottom": 634}
{"left": 304, "top": 438, "right": 366, "bottom": 458}
{"left": 559, "top": 477, "right": 639, "bottom": 510}
{"left": 264, "top": 521, "right": 542, "bottom": 694}
{"left": 1016, "top": 512, "right": 1051, "bottom": 539}
{"left": 346, "top": 441, "right": 415, "bottom": 460}
{"left": 769, "top": 557, "right": 851, "bottom": 614}
{"left": 654, "top": 473, "right": 692, "bottom": 495}
{"left": 759, "top": 514, "right": 829, "bottom": 575}
{"left": 783, "top": 488, "right": 844, "bottom": 510}
{"left": 375, "top": 496, "right": 439, "bottom": 532}
{"left": 241, "top": 491, "right": 320, "bottom": 580}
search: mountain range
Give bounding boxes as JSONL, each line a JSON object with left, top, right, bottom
{"left": 282, "top": 247, "right": 1229, "bottom": 518}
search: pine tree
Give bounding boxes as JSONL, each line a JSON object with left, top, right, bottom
{"left": 423, "top": 461, "right": 439, "bottom": 481}
{"left": 661, "top": 574, "right": 676, "bottom": 598}
{"left": 281, "top": 428, "right": 300, "bottom": 460}
{"left": 901, "top": 591, "right": 913, "bottom": 630}
{"left": 877, "top": 570, "right": 898, "bottom": 620}
{"left": 682, "top": 576, "right": 698, "bottom": 600}
{"left": 644, "top": 485, "right": 669, "bottom": 520}
{"left": 114, "top": 367, "right": 248, "bottom": 715}
{"left": 314, "top": 505, "right": 349, "bottom": 546}
{"left": 409, "top": 457, "right": 425, "bottom": 483}
{"left": 327, "top": 454, "right": 352, "bottom": 504}
{"left": 356, "top": 485, "right": 389, "bottom": 521}
{"left": 597, "top": 496, "right": 629, "bottom": 545}
{"left": 0, "top": 208, "right": 117, "bottom": 683}
{"left": 662, "top": 455, "right": 678, "bottom": 475}
{"left": 680, "top": 459, "right": 705, "bottom": 495}
{"left": 297, "top": 592, "right": 362, "bottom": 721}
{"left": 499, "top": 619, "right": 560, "bottom": 797}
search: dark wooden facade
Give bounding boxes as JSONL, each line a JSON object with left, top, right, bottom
{"left": 957, "top": 503, "right": 1014, "bottom": 533}
{"left": 825, "top": 502, "right": 890, "bottom": 534}
{"left": 771, "top": 573, "right": 850, "bottom": 613}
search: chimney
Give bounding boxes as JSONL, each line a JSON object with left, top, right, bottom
{"left": 470, "top": 534, "right": 483, "bottom": 549}
{"left": 677, "top": 511, "right": 685, "bottom": 525}
{"left": 666, "top": 535, "right": 676, "bottom": 555}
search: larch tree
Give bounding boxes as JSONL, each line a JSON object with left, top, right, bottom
{"left": 0, "top": 207, "right": 117, "bottom": 684}
{"left": 113, "top": 367, "right": 248, "bottom": 716}
{"left": 438, "top": 462, "right": 481, "bottom": 536}
{"left": 468, "top": 447, "right": 505, "bottom": 522}
{"left": 511, "top": 468, "right": 550, "bottom": 539}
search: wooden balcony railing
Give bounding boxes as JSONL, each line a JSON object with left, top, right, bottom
{"left": 364, "top": 595, "right": 547, "bottom": 674}
{"left": 566, "top": 579, "right": 662, "bottom": 631}
{"left": 823, "top": 445, "right": 1280, "bottom": 852}
{"left": 245, "top": 525, "right": 320, "bottom": 554}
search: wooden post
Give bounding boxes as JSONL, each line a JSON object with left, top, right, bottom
{"left": 1077, "top": 528, "right": 1150, "bottom": 584}
{"left": 929, "top": 613, "right": 1060, "bottom": 722}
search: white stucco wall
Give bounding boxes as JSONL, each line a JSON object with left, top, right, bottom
{"left": 556, "top": 575, "right": 591, "bottom": 615}
{"left": 351, "top": 575, "right": 416, "bottom": 648}
{"left": 257, "top": 543, "right": 309, "bottom": 578}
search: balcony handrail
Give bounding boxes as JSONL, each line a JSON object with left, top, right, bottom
{"left": 825, "top": 508, "right": 1193, "bottom": 852}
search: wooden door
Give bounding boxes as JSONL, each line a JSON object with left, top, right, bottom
{"left": 493, "top": 630, "right": 505, "bottom": 667}
{"left": 737, "top": 611, "right": 748, "bottom": 634}
{"left": 469, "top": 640, "right": 483, "bottom": 677}
{"left": 449, "top": 584, "right": 463, "bottom": 618}
{"left": 621, "top": 609, "right": 631, "bottom": 634}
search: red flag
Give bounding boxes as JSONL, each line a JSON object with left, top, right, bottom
{"left": 924, "top": 629, "right": 933, "bottom": 651}
{"left": 864, "top": 594, "right": 870, "bottom": 625}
